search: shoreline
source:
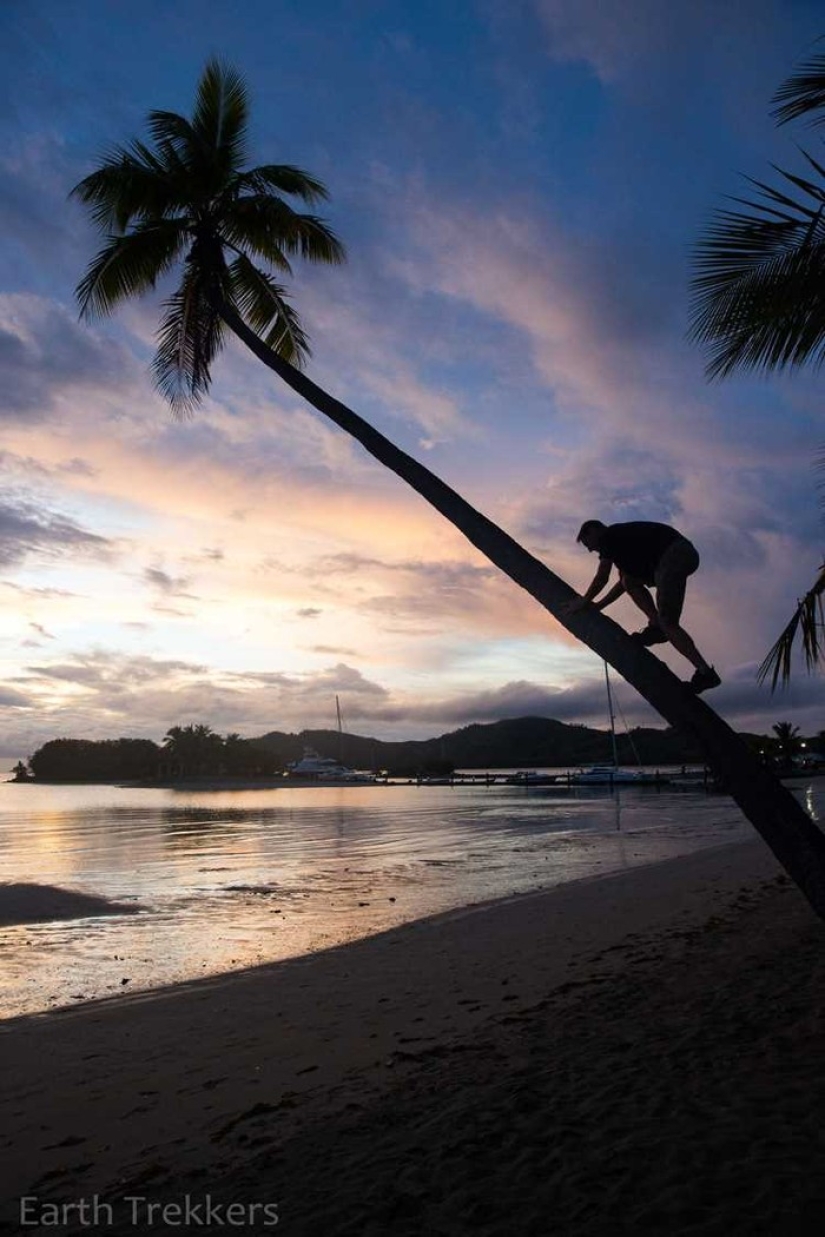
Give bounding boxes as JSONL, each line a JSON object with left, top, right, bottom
{"left": 0, "top": 836, "right": 756, "bottom": 1022}
{"left": 5, "top": 836, "right": 822, "bottom": 1234}
{"left": 7, "top": 768, "right": 822, "bottom": 792}
{"left": 2, "top": 778, "right": 779, "bottom": 1021}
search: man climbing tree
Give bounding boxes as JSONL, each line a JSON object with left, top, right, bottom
{"left": 566, "top": 520, "right": 720, "bottom": 693}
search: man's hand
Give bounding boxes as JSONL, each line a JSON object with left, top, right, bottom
{"left": 566, "top": 559, "right": 612, "bottom": 618}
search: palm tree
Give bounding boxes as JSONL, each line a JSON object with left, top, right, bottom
{"left": 72, "top": 60, "right": 825, "bottom": 920}
{"left": 772, "top": 721, "right": 802, "bottom": 770}
{"left": 223, "top": 731, "right": 258, "bottom": 776}
{"left": 162, "top": 723, "right": 222, "bottom": 776}
{"left": 689, "top": 40, "right": 825, "bottom": 687}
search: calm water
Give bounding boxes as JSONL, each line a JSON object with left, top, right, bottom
{"left": 0, "top": 776, "right": 820, "bottom": 1019}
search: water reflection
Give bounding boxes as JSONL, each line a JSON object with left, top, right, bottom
{"left": 0, "top": 778, "right": 820, "bottom": 1019}
{"left": 805, "top": 785, "right": 819, "bottom": 822}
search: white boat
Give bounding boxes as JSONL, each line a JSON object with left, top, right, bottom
{"left": 285, "top": 746, "right": 376, "bottom": 783}
{"left": 504, "top": 771, "right": 559, "bottom": 786}
{"left": 569, "top": 665, "right": 668, "bottom": 787}
{"left": 285, "top": 699, "right": 377, "bottom": 783}
{"left": 570, "top": 763, "right": 665, "bottom": 786}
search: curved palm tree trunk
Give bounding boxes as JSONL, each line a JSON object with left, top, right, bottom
{"left": 218, "top": 302, "right": 825, "bottom": 921}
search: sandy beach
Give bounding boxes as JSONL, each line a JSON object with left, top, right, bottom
{"left": 2, "top": 836, "right": 824, "bottom": 1235}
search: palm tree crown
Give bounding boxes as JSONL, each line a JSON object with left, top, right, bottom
{"left": 771, "top": 720, "right": 802, "bottom": 768}
{"left": 689, "top": 43, "right": 825, "bottom": 379}
{"left": 71, "top": 59, "right": 345, "bottom": 411}
{"left": 689, "top": 41, "right": 825, "bottom": 686}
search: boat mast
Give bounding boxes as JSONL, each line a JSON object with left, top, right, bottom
{"left": 336, "top": 695, "right": 344, "bottom": 763}
{"left": 604, "top": 662, "right": 619, "bottom": 769}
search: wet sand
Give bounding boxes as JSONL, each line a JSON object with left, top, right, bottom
{"left": 2, "top": 838, "right": 824, "bottom": 1235}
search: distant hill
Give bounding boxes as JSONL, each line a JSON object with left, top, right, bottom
{"left": 250, "top": 715, "right": 706, "bottom": 775}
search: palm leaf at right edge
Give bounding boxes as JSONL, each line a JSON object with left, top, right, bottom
{"left": 758, "top": 562, "right": 825, "bottom": 688}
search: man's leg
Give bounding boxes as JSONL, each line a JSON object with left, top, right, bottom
{"left": 622, "top": 576, "right": 669, "bottom": 643}
{"left": 657, "top": 615, "right": 710, "bottom": 671}
{"left": 622, "top": 576, "right": 659, "bottom": 624}
{"left": 656, "top": 617, "right": 720, "bottom": 691}
{"left": 654, "top": 542, "right": 720, "bottom": 690}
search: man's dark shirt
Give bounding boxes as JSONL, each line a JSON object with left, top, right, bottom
{"left": 598, "top": 522, "right": 682, "bottom": 585}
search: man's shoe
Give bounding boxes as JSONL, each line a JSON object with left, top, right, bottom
{"left": 631, "top": 625, "right": 668, "bottom": 647}
{"left": 688, "top": 666, "right": 721, "bottom": 694}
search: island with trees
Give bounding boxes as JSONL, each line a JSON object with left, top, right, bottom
{"left": 9, "top": 718, "right": 822, "bottom": 785}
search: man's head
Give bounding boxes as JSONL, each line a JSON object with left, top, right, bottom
{"left": 576, "top": 519, "right": 606, "bottom": 553}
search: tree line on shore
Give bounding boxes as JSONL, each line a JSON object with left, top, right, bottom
{"left": 11, "top": 718, "right": 822, "bottom": 783}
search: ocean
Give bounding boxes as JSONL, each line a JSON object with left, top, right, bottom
{"left": 1, "top": 775, "right": 820, "bottom": 1019}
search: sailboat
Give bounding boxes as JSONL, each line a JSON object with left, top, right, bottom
{"left": 570, "top": 664, "right": 668, "bottom": 786}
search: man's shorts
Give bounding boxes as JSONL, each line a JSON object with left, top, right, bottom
{"left": 654, "top": 537, "right": 700, "bottom": 624}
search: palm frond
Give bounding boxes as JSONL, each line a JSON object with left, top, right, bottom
{"left": 228, "top": 253, "right": 310, "bottom": 364}
{"left": 221, "top": 193, "right": 345, "bottom": 268}
{"left": 191, "top": 59, "right": 248, "bottom": 172}
{"left": 146, "top": 109, "right": 196, "bottom": 160}
{"left": 220, "top": 201, "right": 294, "bottom": 275}
{"left": 758, "top": 562, "right": 825, "bottom": 688}
{"left": 70, "top": 141, "right": 189, "bottom": 231}
{"left": 75, "top": 220, "right": 190, "bottom": 318}
{"left": 802, "top": 147, "right": 825, "bottom": 183}
{"left": 757, "top": 164, "right": 825, "bottom": 211}
{"left": 689, "top": 168, "right": 825, "bottom": 377}
{"left": 152, "top": 260, "right": 228, "bottom": 412}
{"left": 772, "top": 43, "right": 825, "bottom": 129}
{"left": 231, "top": 164, "right": 331, "bottom": 204}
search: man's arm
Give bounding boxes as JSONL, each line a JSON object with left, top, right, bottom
{"left": 564, "top": 557, "right": 613, "bottom": 614}
{"left": 593, "top": 577, "right": 626, "bottom": 610}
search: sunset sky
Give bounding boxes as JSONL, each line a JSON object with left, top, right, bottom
{"left": 1, "top": 0, "right": 824, "bottom": 762}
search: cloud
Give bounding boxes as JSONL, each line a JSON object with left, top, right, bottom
{"left": 187, "top": 547, "right": 224, "bottom": 563}
{"left": 309, "top": 644, "right": 360, "bottom": 657}
{"left": 697, "top": 662, "right": 825, "bottom": 737}
{"left": 351, "top": 678, "right": 608, "bottom": 726}
{"left": 5, "top": 650, "right": 394, "bottom": 756}
{"left": 0, "top": 294, "right": 137, "bottom": 421}
{"left": 319, "top": 664, "right": 825, "bottom": 740}
{"left": 5, "top": 635, "right": 821, "bottom": 761}
{"left": 303, "top": 551, "right": 550, "bottom": 639}
{"left": 532, "top": 0, "right": 780, "bottom": 86}
{"left": 0, "top": 497, "right": 112, "bottom": 567}
{"left": 275, "top": 247, "right": 479, "bottom": 449}
{"left": 0, "top": 687, "right": 34, "bottom": 709}
{"left": 144, "top": 567, "right": 195, "bottom": 597}
{"left": 534, "top": 0, "right": 694, "bottom": 80}
{"left": 23, "top": 650, "right": 208, "bottom": 690}
{"left": 358, "top": 366, "right": 473, "bottom": 449}
{"left": 393, "top": 201, "right": 688, "bottom": 433}
{"left": 2, "top": 582, "right": 78, "bottom": 600}
{"left": 0, "top": 130, "right": 83, "bottom": 285}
